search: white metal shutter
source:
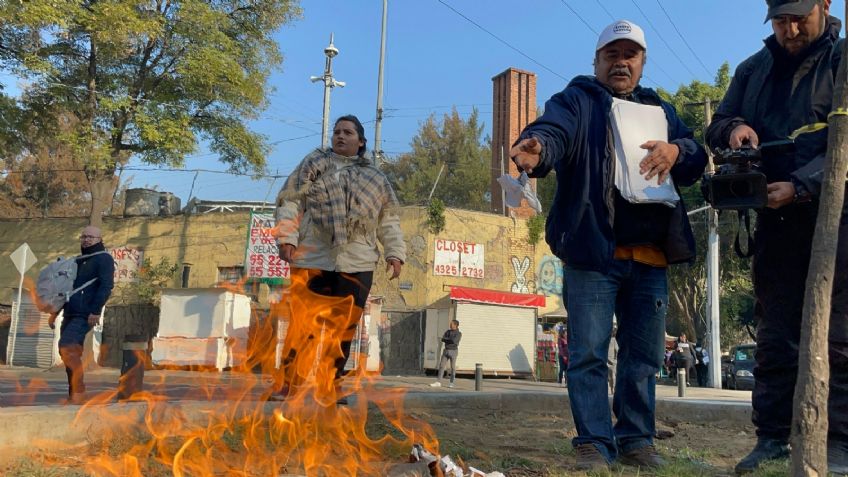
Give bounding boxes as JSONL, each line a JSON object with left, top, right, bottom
{"left": 453, "top": 302, "right": 536, "bottom": 375}
{"left": 8, "top": 298, "right": 56, "bottom": 368}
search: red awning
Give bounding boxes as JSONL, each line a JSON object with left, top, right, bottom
{"left": 449, "top": 285, "right": 545, "bottom": 308}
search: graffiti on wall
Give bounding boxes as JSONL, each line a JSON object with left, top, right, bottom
{"left": 485, "top": 263, "right": 504, "bottom": 283}
{"left": 536, "top": 255, "right": 564, "bottom": 297}
{"left": 111, "top": 246, "right": 143, "bottom": 283}
{"left": 510, "top": 256, "right": 533, "bottom": 294}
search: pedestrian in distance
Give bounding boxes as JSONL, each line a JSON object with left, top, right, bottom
{"left": 694, "top": 342, "right": 710, "bottom": 388}
{"left": 557, "top": 326, "right": 569, "bottom": 387}
{"left": 677, "top": 333, "right": 697, "bottom": 386}
{"left": 49, "top": 226, "right": 115, "bottom": 405}
{"left": 431, "top": 320, "right": 462, "bottom": 388}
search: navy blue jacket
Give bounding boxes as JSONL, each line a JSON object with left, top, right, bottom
{"left": 64, "top": 242, "right": 115, "bottom": 318}
{"left": 519, "top": 76, "right": 707, "bottom": 272}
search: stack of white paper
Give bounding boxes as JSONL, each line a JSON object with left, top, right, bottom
{"left": 610, "top": 98, "right": 679, "bottom": 208}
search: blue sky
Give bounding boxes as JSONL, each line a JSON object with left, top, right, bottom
{"left": 4, "top": 0, "right": 846, "bottom": 203}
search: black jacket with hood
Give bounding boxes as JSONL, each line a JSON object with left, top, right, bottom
{"left": 706, "top": 16, "right": 844, "bottom": 207}
{"left": 63, "top": 242, "right": 115, "bottom": 318}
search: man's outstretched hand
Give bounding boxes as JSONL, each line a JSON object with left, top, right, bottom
{"left": 510, "top": 137, "right": 542, "bottom": 174}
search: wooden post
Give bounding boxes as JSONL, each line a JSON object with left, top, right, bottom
{"left": 790, "top": 4, "right": 848, "bottom": 474}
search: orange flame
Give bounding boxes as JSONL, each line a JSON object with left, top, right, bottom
{"left": 67, "top": 267, "right": 439, "bottom": 476}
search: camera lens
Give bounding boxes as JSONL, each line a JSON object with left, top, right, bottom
{"left": 729, "top": 179, "right": 753, "bottom": 198}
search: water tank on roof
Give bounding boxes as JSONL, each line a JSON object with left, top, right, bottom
{"left": 124, "top": 188, "right": 160, "bottom": 217}
{"left": 158, "top": 192, "right": 181, "bottom": 216}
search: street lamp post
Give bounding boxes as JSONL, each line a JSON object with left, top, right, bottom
{"left": 310, "top": 33, "right": 346, "bottom": 149}
{"left": 374, "top": 0, "right": 388, "bottom": 163}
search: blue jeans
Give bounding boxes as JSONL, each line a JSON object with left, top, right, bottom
{"left": 564, "top": 260, "right": 667, "bottom": 462}
{"left": 58, "top": 315, "right": 92, "bottom": 395}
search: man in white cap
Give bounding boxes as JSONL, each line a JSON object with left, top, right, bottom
{"left": 511, "top": 20, "right": 706, "bottom": 471}
{"left": 706, "top": 0, "right": 846, "bottom": 474}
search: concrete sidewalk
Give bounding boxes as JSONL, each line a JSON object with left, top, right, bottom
{"left": 0, "top": 366, "right": 751, "bottom": 409}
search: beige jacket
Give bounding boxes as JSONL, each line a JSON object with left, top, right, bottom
{"left": 274, "top": 150, "right": 407, "bottom": 273}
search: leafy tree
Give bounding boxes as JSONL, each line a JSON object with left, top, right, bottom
{"left": 658, "top": 62, "right": 753, "bottom": 346}
{"left": 658, "top": 63, "right": 731, "bottom": 143}
{"left": 0, "top": 0, "right": 301, "bottom": 226}
{"left": 0, "top": 99, "right": 120, "bottom": 218}
{"left": 112, "top": 257, "right": 179, "bottom": 305}
{"left": 383, "top": 108, "right": 491, "bottom": 211}
{"left": 536, "top": 172, "right": 557, "bottom": 213}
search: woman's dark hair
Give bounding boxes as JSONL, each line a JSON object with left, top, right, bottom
{"left": 334, "top": 115, "right": 367, "bottom": 156}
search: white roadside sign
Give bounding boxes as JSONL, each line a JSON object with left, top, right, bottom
{"left": 10, "top": 243, "right": 37, "bottom": 274}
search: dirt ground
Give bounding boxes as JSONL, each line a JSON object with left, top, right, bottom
{"left": 384, "top": 407, "right": 783, "bottom": 477}
{"left": 3, "top": 403, "right": 794, "bottom": 477}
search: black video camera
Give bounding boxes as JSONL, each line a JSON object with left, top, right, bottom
{"left": 701, "top": 140, "right": 795, "bottom": 210}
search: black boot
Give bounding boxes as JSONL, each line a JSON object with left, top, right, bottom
{"left": 735, "top": 438, "right": 789, "bottom": 474}
{"left": 830, "top": 440, "right": 848, "bottom": 476}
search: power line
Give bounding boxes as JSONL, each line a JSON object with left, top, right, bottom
{"left": 384, "top": 111, "right": 492, "bottom": 119}
{"left": 556, "top": 0, "right": 662, "bottom": 88}
{"left": 628, "top": 0, "right": 699, "bottom": 80}
{"left": 655, "top": 0, "right": 713, "bottom": 77}
{"left": 385, "top": 103, "right": 491, "bottom": 111}
{"left": 594, "top": 0, "right": 616, "bottom": 21}
{"left": 558, "top": 0, "right": 599, "bottom": 35}
{"left": 268, "top": 132, "right": 321, "bottom": 145}
{"left": 435, "top": 0, "right": 568, "bottom": 82}
{"left": 3, "top": 166, "right": 289, "bottom": 179}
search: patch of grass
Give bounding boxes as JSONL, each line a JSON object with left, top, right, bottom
{"left": 546, "top": 438, "right": 574, "bottom": 458}
{"left": 749, "top": 459, "right": 790, "bottom": 477}
{"left": 440, "top": 438, "right": 475, "bottom": 463}
{"left": 86, "top": 430, "right": 148, "bottom": 458}
{"left": 652, "top": 458, "right": 716, "bottom": 477}
{"left": 586, "top": 467, "right": 626, "bottom": 477}
{"left": 221, "top": 425, "right": 246, "bottom": 452}
{"left": 4, "top": 459, "right": 87, "bottom": 477}
{"left": 143, "top": 458, "right": 173, "bottom": 477}
{"left": 495, "top": 454, "right": 539, "bottom": 470}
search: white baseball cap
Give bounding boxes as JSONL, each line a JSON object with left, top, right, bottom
{"left": 596, "top": 20, "right": 647, "bottom": 51}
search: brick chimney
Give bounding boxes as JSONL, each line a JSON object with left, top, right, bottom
{"left": 491, "top": 67, "right": 537, "bottom": 218}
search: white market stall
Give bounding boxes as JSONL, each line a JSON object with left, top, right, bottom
{"left": 152, "top": 288, "right": 251, "bottom": 370}
{"left": 423, "top": 285, "right": 544, "bottom": 377}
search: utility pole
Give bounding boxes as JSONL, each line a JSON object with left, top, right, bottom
{"left": 428, "top": 163, "right": 446, "bottom": 201}
{"left": 311, "top": 33, "right": 345, "bottom": 149}
{"left": 684, "top": 98, "right": 723, "bottom": 389}
{"left": 704, "top": 98, "right": 722, "bottom": 389}
{"left": 373, "top": 0, "right": 388, "bottom": 163}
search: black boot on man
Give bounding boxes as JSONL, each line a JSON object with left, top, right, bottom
{"left": 830, "top": 440, "right": 848, "bottom": 476}
{"left": 734, "top": 438, "right": 789, "bottom": 474}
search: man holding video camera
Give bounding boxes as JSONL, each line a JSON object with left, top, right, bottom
{"left": 705, "top": 0, "right": 847, "bottom": 473}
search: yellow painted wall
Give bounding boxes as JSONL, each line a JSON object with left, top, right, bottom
{"left": 371, "top": 207, "right": 564, "bottom": 315}
{"left": 0, "top": 207, "right": 565, "bottom": 313}
{"left": 0, "top": 213, "right": 252, "bottom": 305}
